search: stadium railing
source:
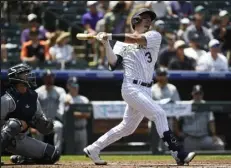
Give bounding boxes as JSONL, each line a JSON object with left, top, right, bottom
{"left": 1, "top": 70, "right": 231, "bottom": 80}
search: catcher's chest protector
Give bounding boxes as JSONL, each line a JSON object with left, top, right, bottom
{"left": 6, "top": 88, "right": 38, "bottom": 122}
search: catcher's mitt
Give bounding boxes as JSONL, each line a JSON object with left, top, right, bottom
{"left": 29, "top": 114, "right": 54, "bottom": 135}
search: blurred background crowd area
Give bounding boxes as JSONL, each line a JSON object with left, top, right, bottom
{"left": 1, "top": 0, "right": 231, "bottom": 71}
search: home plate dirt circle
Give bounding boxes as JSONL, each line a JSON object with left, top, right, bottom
{"left": 2, "top": 160, "right": 231, "bottom": 168}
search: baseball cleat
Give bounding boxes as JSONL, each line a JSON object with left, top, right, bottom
{"left": 183, "top": 152, "right": 196, "bottom": 165}
{"left": 10, "top": 155, "right": 25, "bottom": 164}
{"left": 83, "top": 147, "right": 107, "bottom": 165}
{"left": 177, "top": 152, "right": 196, "bottom": 166}
{"left": 10, "top": 155, "right": 34, "bottom": 164}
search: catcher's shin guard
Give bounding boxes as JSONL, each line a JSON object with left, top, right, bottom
{"left": 1, "top": 119, "right": 22, "bottom": 152}
{"left": 6, "top": 132, "right": 60, "bottom": 165}
{"left": 36, "top": 144, "right": 60, "bottom": 164}
{"left": 10, "top": 144, "right": 60, "bottom": 165}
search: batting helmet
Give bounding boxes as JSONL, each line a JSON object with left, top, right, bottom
{"left": 131, "top": 8, "right": 156, "bottom": 30}
{"left": 8, "top": 63, "right": 36, "bottom": 88}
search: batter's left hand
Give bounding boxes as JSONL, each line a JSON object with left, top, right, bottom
{"left": 96, "top": 32, "right": 108, "bottom": 44}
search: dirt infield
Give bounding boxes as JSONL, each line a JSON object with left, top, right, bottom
{"left": 2, "top": 159, "right": 231, "bottom": 168}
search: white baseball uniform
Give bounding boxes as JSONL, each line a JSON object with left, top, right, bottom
{"left": 35, "top": 85, "right": 66, "bottom": 152}
{"left": 90, "top": 30, "right": 169, "bottom": 152}
{"left": 196, "top": 52, "right": 229, "bottom": 71}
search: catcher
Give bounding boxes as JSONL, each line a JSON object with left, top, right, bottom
{"left": 1, "top": 63, "right": 60, "bottom": 165}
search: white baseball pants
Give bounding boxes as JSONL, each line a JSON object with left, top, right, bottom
{"left": 91, "top": 81, "right": 169, "bottom": 151}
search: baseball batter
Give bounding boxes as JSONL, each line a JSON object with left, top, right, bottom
{"left": 83, "top": 8, "right": 196, "bottom": 166}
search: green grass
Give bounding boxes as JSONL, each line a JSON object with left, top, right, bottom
{"left": 2, "top": 155, "right": 231, "bottom": 162}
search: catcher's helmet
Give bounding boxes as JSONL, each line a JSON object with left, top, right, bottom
{"left": 131, "top": 8, "right": 156, "bottom": 30}
{"left": 8, "top": 63, "right": 36, "bottom": 88}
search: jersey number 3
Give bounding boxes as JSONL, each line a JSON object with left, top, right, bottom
{"left": 145, "top": 52, "right": 152, "bottom": 63}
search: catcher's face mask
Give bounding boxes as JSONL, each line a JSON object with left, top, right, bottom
{"left": 18, "top": 71, "right": 37, "bottom": 88}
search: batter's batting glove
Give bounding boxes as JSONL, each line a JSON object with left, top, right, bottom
{"left": 96, "top": 32, "right": 108, "bottom": 45}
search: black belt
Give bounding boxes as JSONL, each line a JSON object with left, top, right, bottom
{"left": 133, "top": 80, "right": 152, "bottom": 88}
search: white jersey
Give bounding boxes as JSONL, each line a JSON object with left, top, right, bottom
{"left": 113, "top": 30, "right": 162, "bottom": 83}
{"left": 65, "top": 94, "right": 89, "bottom": 104}
{"left": 35, "top": 85, "right": 66, "bottom": 120}
{"left": 196, "top": 52, "right": 228, "bottom": 72}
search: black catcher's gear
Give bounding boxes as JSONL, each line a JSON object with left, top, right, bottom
{"left": 5, "top": 87, "right": 38, "bottom": 123}
{"left": 10, "top": 144, "right": 60, "bottom": 164}
{"left": 1, "top": 118, "right": 22, "bottom": 152}
{"left": 30, "top": 116, "right": 54, "bottom": 135}
{"left": 8, "top": 63, "right": 36, "bottom": 88}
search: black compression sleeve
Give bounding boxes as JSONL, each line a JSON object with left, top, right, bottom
{"left": 112, "top": 34, "right": 126, "bottom": 42}
{"left": 108, "top": 55, "right": 123, "bottom": 71}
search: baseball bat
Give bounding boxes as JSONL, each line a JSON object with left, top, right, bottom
{"left": 76, "top": 33, "right": 96, "bottom": 40}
